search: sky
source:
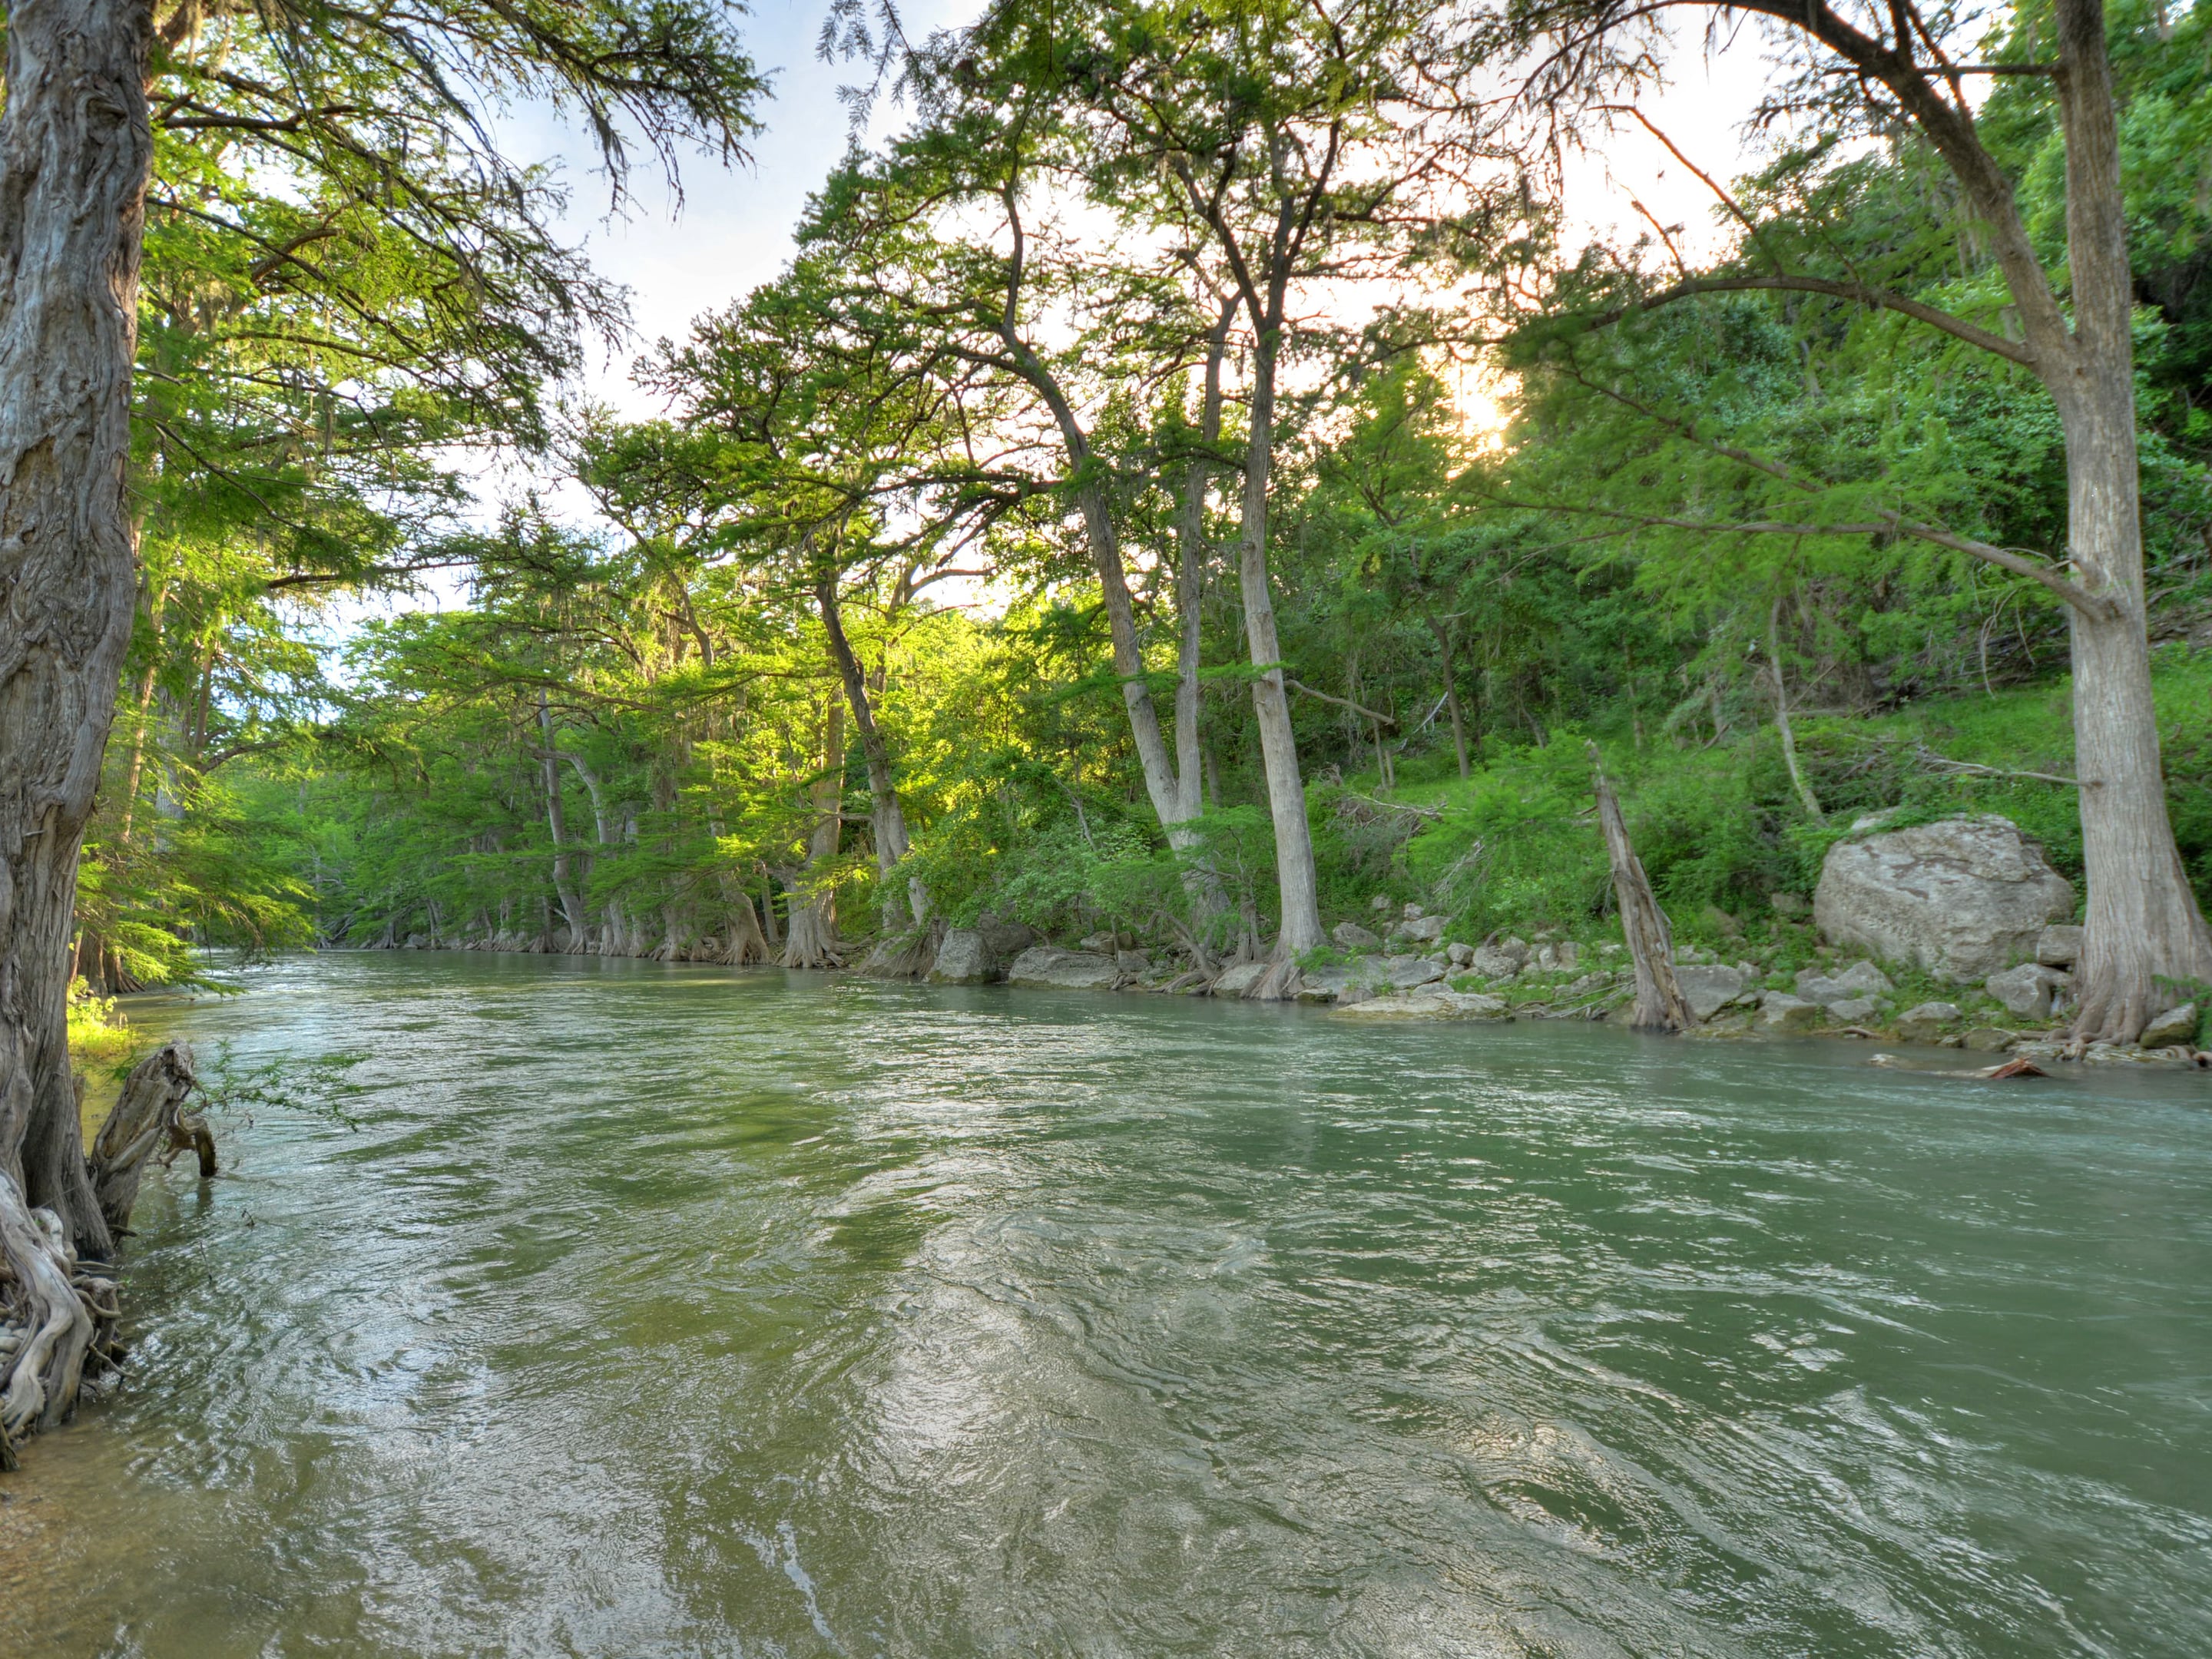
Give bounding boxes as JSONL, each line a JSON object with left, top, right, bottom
{"left": 359, "top": 1, "right": 1799, "bottom": 632}
{"left": 531, "top": 3, "right": 1790, "bottom": 417}
{"left": 522, "top": 0, "right": 987, "bottom": 416}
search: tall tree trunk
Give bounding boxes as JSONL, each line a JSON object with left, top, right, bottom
{"left": 781, "top": 694, "right": 844, "bottom": 969}
{"left": 1426, "top": 615, "right": 1469, "bottom": 779}
{"left": 1236, "top": 307, "right": 1324, "bottom": 965}
{"left": 1003, "top": 325, "right": 1204, "bottom": 853}
{"left": 1169, "top": 300, "right": 1237, "bottom": 936}
{"left": 1767, "top": 595, "right": 1823, "bottom": 821}
{"left": 2041, "top": 0, "right": 2212, "bottom": 1039}
{"left": 1172, "top": 298, "right": 1237, "bottom": 829}
{"left": 816, "top": 573, "right": 921, "bottom": 929}
{"left": 0, "top": 0, "right": 156, "bottom": 1273}
{"left": 536, "top": 694, "right": 588, "bottom": 952}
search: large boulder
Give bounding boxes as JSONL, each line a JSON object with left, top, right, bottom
{"left": 1297, "top": 961, "right": 1394, "bottom": 1004}
{"left": 926, "top": 913, "right": 1045, "bottom": 985}
{"left": 976, "top": 912, "right": 1040, "bottom": 962}
{"left": 1983, "top": 962, "right": 2068, "bottom": 1021}
{"left": 1674, "top": 963, "right": 1747, "bottom": 1021}
{"left": 1211, "top": 961, "right": 1270, "bottom": 998}
{"left": 1814, "top": 815, "right": 2075, "bottom": 980}
{"left": 1796, "top": 961, "right": 1893, "bottom": 1005}
{"left": 1468, "top": 941, "right": 1527, "bottom": 980}
{"left": 1895, "top": 1001, "right": 1962, "bottom": 1041}
{"left": 1382, "top": 954, "right": 1447, "bottom": 990}
{"left": 1005, "top": 946, "right": 1119, "bottom": 991}
{"left": 1331, "top": 921, "right": 1382, "bottom": 951}
{"left": 1757, "top": 992, "right": 1822, "bottom": 1032}
{"left": 2141, "top": 1002, "right": 2200, "bottom": 1048}
{"left": 2035, "top": 925, "right": 2085, "bottom": 968}
{"left": 1395, "top": 915, "right": 1447, "bottom": 945}
{"left": 927, "top": 929, "right": 995, "bottom": 985}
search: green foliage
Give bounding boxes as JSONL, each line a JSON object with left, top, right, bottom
{"left": 101, "top": 0, "right": 2212, "bottom": 992}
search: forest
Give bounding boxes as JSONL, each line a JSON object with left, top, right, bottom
{"left": 0, "top": 0, "right": 2209, "bottom": 1614}
{"left": 68, "top": 0, "right": 2210, "bottom": 1034}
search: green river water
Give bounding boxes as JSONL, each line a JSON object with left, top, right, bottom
{"left": 5, "top": 952, "right": 2210, "bottom": 1657}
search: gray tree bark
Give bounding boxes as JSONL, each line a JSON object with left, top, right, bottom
{"left": 780, "top": 692, "right": 844, "bottom": 969}
{"left": 1590, "top": 747, "right": 1694, "bottom": 1031}
{"left": 1233, "top": 306, "right": 1325, "bottom": 967}
{"left": 816, "top": 570, "right": 922, "bottom": 929}
{"left": 536, "top": 694, "right": 590, "bottom": 952}
{"left": 0, "top": 0, "right": 155, "bottom": 1273}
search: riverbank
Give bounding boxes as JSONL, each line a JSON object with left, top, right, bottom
{"left": 334, "top": 931, "right": 2211, "bottom": 1072}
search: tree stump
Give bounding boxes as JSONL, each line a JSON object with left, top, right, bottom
{"left": 1589, "top": 745, "right": 1695, "bottom": 1032}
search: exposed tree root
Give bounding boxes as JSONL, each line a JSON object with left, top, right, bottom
{"left": 0, "top": 1173, "right": 115, "bottom": 1460}
{"left": 2, "top": 1043, "right": 203, "bottom": 1463}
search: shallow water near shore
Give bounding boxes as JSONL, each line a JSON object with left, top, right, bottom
{"left": 7, "top": 950, "right": 2211, "bottom": 1657}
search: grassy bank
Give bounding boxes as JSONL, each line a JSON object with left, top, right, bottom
{"left": 1336, "top": 647, "right": 2212, "bottom": 972}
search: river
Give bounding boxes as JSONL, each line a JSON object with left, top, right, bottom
{"left": 5, "top": 952, "right": 2209, "bottom": 1656}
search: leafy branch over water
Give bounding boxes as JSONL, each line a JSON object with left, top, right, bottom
{"left": 194, "top": 1045, "right": 376, "bottom": 1134}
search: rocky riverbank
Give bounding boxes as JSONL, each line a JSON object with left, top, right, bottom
{"left": 349, "top": 811, "right": 2209, "bottom": 1070}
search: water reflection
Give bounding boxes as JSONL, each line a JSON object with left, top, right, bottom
{"left": 6, "top": 952, "right": 2209, "bottom": 1657}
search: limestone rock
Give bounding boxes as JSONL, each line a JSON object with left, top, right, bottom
{"left": 1078, "top": 931, "right": 1117, "bottom": 952}
{"left": 927, "top": 915, "right": 1041, "bottom": 984}
{"left": 1211, "top": 961, "right": 1269, "bottom": 998}
{"left": 926, "top": 929, "right": 993, "bottom": 984}
{"left": 1402, "top": 901, "right": 1425, "bottom": 920}
{"left": 1382, "top": 954, "right": 1446, "bottom": 990}
{"left": 1674, "top": 963, "right": 1747, "bottom": 1021}
{"left": 1813, "top": 815, "right": 2075, "bottom": 980}
{"left": 1333, "top": 994, "right": 1450, "bottom": 1020}
{"left": 1331, "top": 921, "right": 1382, "bottom": 951}
{"left": 1827, "top": 996, "right": 1882, "bottom": 1024}
{"left": 2141, "top": 1002, "right": 2200, "bottom": 1048}
{"left": 1757, "top": 993, "right": 1822, "bottom": 1032}
{"left": 1370, "top": 893, "right": 1394, "bottom": 912}
{"left": 1446, "top": 942, "right": 1474, "bottom": 968}
{"left": 1896, "top": 1001, "right": 1962, "bottom": 1041}
{"left": 1963, "top": 1027, "right": 2017, "bottom": 1051}
{"left": 1335, "top": 988, "right": 1508, "bottom": 1020}
{"left": 1396, "top": 915, "right": 1447, "bottom": 945}
{"left": 1116, "top": 950, "right": 1152, "bottom": 975}
{"left": 976, "top": 912, "right": 1040, "bottom": 962}
{"left": 1297, "top": 960, "right": 1399, "bottom": 1004}
{"left": 1984, "top": 962, "right": 2068, "bottom": 1021}
{"left": 1006, "top": 946, "right": 1119, "bottom": 991}
{"left": 1469, "top": 942, "right": 1527, "bottom": 980}
{"left": 1796, "top": 961, "right": 1893, "bottom": 1005}
{"left": 1295, "top": 964, "right": 1361, "bottom": 1003}
{"left": 2035, "top": 924, "right": 2085, "bottom": 968}
{"left": 1411, "top": 986, "right": 1511, "bottom": 1018}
